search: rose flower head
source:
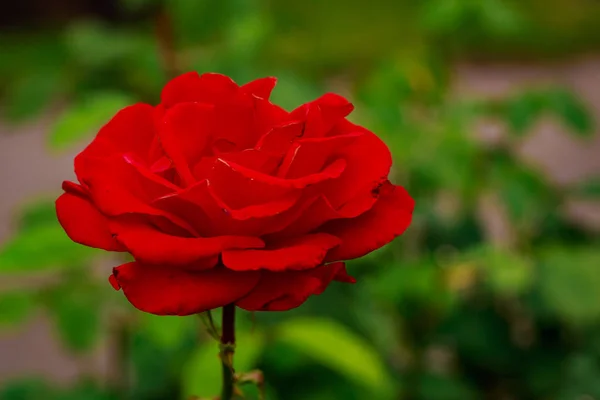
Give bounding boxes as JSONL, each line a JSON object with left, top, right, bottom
{"left": 56, "top": 72, "right": 414, "bottom": 315}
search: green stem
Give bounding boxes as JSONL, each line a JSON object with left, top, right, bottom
{"left": 154, "top": 5, "right": 179, "bottom": 79}
{"left": 220, "top": 304, "right": 236, "bottom": 400}
{"left": 112, "top": 315, "right": 131, "bottom": 399}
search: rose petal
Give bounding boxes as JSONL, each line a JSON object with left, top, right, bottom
{"left": 208, "top": 185, "right": 300, "bottom": 221}
{"left": 252, "top": 97, "right": 289, "bottom": 138}
{"left": 151, "top": 188, "right": 214, "bottom": 236}
{"left": 277, "top": 132, "right": 362, "bottom": 178}
{"left": 222, "top": 233, "right": 341, "bottom": 272}
{"left": 75, "top": 104, "right": 158, "bottom": 180}
{"left": 313, "top": 93, "right": 355, "bottom": 134}
{"left": 211, "top": 93, "right": 289, "bottom": 153}
{"left": 78, "top": 156, "right": 197, "bottom": 234}
{"left": 159, "top": 180, "right": 309, "bottom": 237}
{"left": 111, "top": 262, "right": 260, "bottom": 316}
{"left": 62, "top": 180, "right": 88, "bottom": 196}
{"left": 122, "top": 153, "right": 180, "bottom": 191}
{"left": 56, "top": 184, "right": 123, "bottom": 251}
{"left": 82, "top": 155, "right": 174, "bottom": 202}
{"left": 324, "top": 182, "right": 414, "bottom": 261}
{"left": 159, "top": 102, "right": 214, "bottom": 185}
{"left": 256, "top": 121, "right": 304, "bottom": 155}
{"left": 208, "top": 158, "right": 299, "bottom": 213}
{"left": 150, "top": 156, "right": 173, "bottom": 173}
{"left": 323, "top": 126, "right": 392, "bottom": 209}
{"left": 218, "top": 149, "right": 282, "bottom": 175}
{"left": 110, "top": 218, "right": 265, "bottom": 267}
{"left": 289, "top": 93, "right": 354, "bottom": 138}
{"left": 212, "top": 92, "right": 257, "bottom": 151}
{"left": 160, "top": 72, "right": 238, "bottom": 108}
{"left": 277, "top": 191, "right": 378, "bottom": 237}
{"left": 212, "top": 157, "right": 346, "bottom": 191}
{"left": 241, "top": 77, "right": 277, "bottom": 99}
{"left": 236, "top": 262, "right": 354, "bottom": 311}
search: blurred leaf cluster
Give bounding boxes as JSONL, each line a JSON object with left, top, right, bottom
{"left": 1, "top": 0, "right": 600, "bottom": 399}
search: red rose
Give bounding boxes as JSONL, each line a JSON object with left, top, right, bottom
{"left": 56, "top": 72, "right": 414, "bottom": 315}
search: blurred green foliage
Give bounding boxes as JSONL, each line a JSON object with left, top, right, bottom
{"left": 1, "top": 0, "right": 600, "bottom": 399}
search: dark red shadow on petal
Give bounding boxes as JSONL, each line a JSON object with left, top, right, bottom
{"left": 222, "top": 233, "right": 340, "bottom": 272}
{"left": 236, "top": 262, "right": 354, "bottom": 311}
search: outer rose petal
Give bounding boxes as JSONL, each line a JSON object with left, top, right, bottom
{"left": 110, "top": 218, "right": 265, "bottom": 267}
{"left": 160, "top": 72, "right": 238, "bottom": 108}
{"left": 78, "top": 155, "right": 198, "bottom": 234}
{"left": 312, "top": 93, "right": 354, "bottom": 133}
{"left": 76, "top": 104, "right": 157, "bottom": 167}
{"left": 222, "top": 233, "right": 341, "bottom": 272}
{"left": 236, "top": 262, "right": 354, "bottom": 311}
{"left": 110, "top": 262, "right": 260, "bottom": 316}
{"left": 241, "top": 77, "right": 277, "bottom": 99}
{"left": 56, "top": 184, "right": 123, "bottom": 251}
{"left": 324, "top": 182, "right": 414, "bottom": 262}
{"left": 290, "top": 93, "right": 354, "bottom": 138}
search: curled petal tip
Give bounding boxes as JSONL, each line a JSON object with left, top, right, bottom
{"left": 109, "top": 274, "right": 121, "bottom": 290}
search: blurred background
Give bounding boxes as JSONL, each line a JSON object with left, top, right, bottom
{"left": 1, "top": 0, "right": 600, "bottom": 399}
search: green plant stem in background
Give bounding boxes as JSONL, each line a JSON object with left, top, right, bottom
{"left": 154, "top": 3, "right": 179, "bottom": 79}
{"left": 220, "top": 304, "right": 236, "bottom": 400}
{"left": 112, "top": 316, "right": 131, "bottom": 399}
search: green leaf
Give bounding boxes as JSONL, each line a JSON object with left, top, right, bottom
{"left": 49, "top": 92, "right": 134, "bottom": 150}
{"left": 504, "top": 91, "right": 545, "bottom": 135}
{"left": 3, "top": 69, "right": 63, "bottom": 122}
{"left": 182, "top": 331, "right": 265, "bottom": 399}
{"left": 65, "top": 21, "right": 144, "bottom": 69}
{"left": 546, "top": 89, "right": 593, "bottom": 136}
{"left": 0, "top": 292, "right": 36, "bottom": 327}
{"left": 275, "top": 317, "right": 393, "bottom": 395}
{"left": 539, "top": 246, "right": 600, "bottom": 325}
{"left": 0, "top": 224, "right": 99, "bottom": 273}
{"left": 47, "top": 284, "right": 102, "bottom": 352}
